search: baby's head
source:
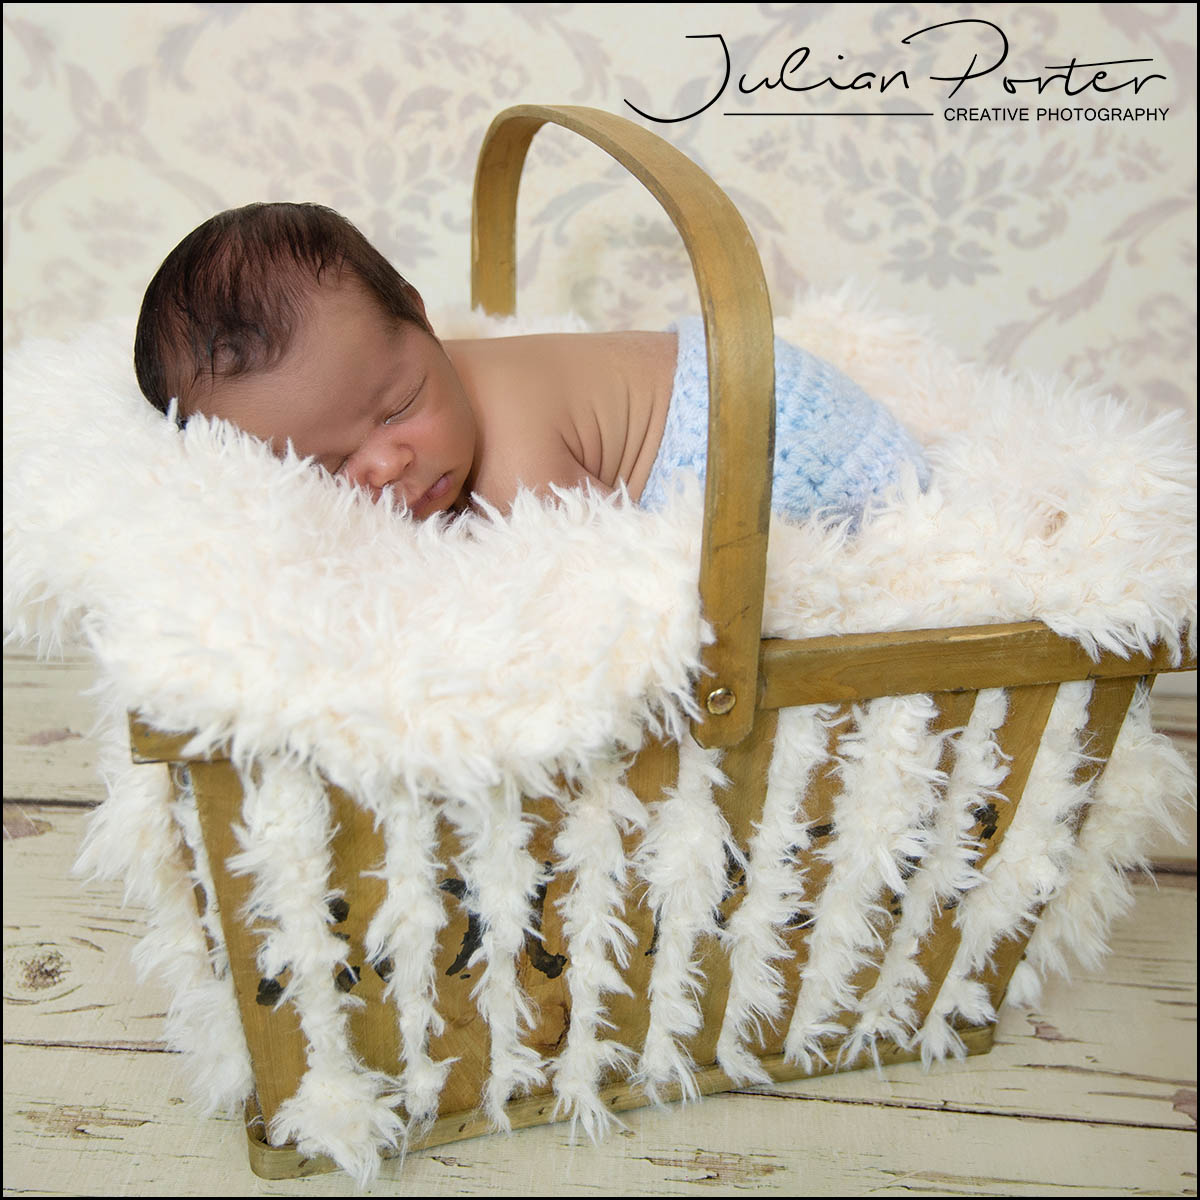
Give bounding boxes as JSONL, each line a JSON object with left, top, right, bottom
{"left": 134, "top": 203, "right": 476, "bottom": 517}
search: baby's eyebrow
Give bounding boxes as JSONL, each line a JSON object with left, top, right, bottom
{"left": 364, "top": 373, "right": 393, "bottom": 410}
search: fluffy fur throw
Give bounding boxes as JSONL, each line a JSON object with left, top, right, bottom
{"left": 3, "top": 288, "right": 1194, "bottom": 1186}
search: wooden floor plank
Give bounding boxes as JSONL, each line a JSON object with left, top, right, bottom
{"left": 3, "top": 653, "right": 105, "bottom": 805}
{"left": 4, "top": 807, "right": 174, "bottom": 1051}
{"left": 3, "top": 1035, "right": 1195, "bottom": 1196}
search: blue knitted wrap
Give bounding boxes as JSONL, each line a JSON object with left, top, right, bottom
{"left": 638, "top": 316, "right": 931, "bottom": 523}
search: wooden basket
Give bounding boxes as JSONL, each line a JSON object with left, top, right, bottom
{"left": 127, "top": 104, "right": 1195, "bottom": 1180}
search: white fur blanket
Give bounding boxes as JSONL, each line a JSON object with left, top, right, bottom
{"left": 3, "top": 288, "right": 1195, "bottom": 1185}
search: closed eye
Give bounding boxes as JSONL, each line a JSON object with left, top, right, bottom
{"left": 383, "top": 374, "right": 426, "bottom": 425}
{"left": 319, "top": 373, "right": 426, "bottom": 476}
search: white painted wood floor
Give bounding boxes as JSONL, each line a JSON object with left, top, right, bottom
{"left": 4, "top": 653, "right": 1196, "bottom": 1197}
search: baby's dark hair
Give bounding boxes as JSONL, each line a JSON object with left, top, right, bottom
{"left": 134, "top": 202, "right": 430, "bottom": 418}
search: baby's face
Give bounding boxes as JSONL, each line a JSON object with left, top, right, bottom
{"left": 189, "top": 278, "right": 476, "bottom": 518}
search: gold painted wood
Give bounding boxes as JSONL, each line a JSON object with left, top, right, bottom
{"left": 712, "top": 709, "right": 781, "bottom": 849}
{"left": 690, "top": 708, "right": 779, "bottom": 1063}
{"left": 169, "top": 765, "right": 219, "bottom": 960}
{"left": 184, "top": 766, "right": 576, "bottom": 1128}
{"left": 831, "top": 690, "right": 979, "bottom": 1035}
{"left": 1071, "top": 676, "right": 1147, "bottom": 796}
{"left": 940, "top": 681, "right": 1054, "bottom": 1012}
{"left": 753, "top": 704, "right": 850, "bottom": 1056}
{"left": 187, "top": 769, "right": 432, "bottom": 1128}
{"left": 904, "top": 698, "right": 992, "bottom": 1033}
{"left": 424, "top": 791, "right": 571, "bottom": 1117}
{"left": 127, "top": 716, "right": 208, "bottom": 763}
{"left": 978, "top": 676, "right": 1143, "bottom": 1012}
{"left": 188, "top": 769, "right": 413, "bottom": 1124}
{"left": 759, "top": 622, "right": 1196, "bottom": 709}
{"left": 422, "top": 809, "right": 491, "bottom": 1117}
{"left": 604, "top": 737, "right": 679, "bottom": 1056}
{"left": 471, "top": 104, "right": 775, "bottom": 749}
{"left": 965, "top": 682, "right": 1058, "bottom": 863}
{"left": 127, "top": 629, "right": 1193, "bottom": 766}
{"left": 324, "top": 786, "right": 401, "bottom": 1084}
{"left": 186, "top": 761, "right": 307, "bottom": 1128}
{"left": 907, "top": 683, "right": 1059, "bottom": 1030}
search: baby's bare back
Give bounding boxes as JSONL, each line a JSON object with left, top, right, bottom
{"left": 444, "top": 331, "right": 677, "bottom": 509}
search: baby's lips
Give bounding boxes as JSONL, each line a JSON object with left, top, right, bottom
{"left": 414, "top": 472, "right": 453, "bottom": 513}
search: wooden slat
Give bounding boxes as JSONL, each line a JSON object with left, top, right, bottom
{"left": 1071, "top": 676, "right": 1147, "bottom": 795}
{"left": 472, "top": 104, "right": 775, "bottom": 750}
{"left": 325, "top": 786, "right": 401, "bottom": 1085}
{"left": 690, "top": 709, "right": 779, "bottom": 1064}
{"left": 127, "top": 717, "right": 206, "bottom": 764}
{"left": 186, "top": 761, "right": 306, "bottom": 1129}
{"left": 604, "top": 737, "right": 679, "bottom": 1057}
{"left": 510, "top": 794, "right": 574, "bottom": 1069}
{"left": 125, "top": 632, "right": 1193, "bottom": 764}
{"left": 711, "top": 710, "right": 781, "bottom": 850}
{"left": 425, "top": 790, "right": 571, "bottom": 1117}
{"left": 908, "top": 683, "right": 1059, "bottom": 1029}
{"left": 760, "top": 622, "right": 1195, "bottom": 709}
{"left": 831, "top": 691, "right": 978, "bottom": 1035}
{"left": 184, "top": 762, "right": 416, "bottom": 1131}
{"left": 978, "top": 676, "right": 1142, "bottom": 1012}
{"left": 172, "top": 766, "right": 219, "bottom": 961}
{"left": 751, "top": 704, "right": 850, "bottom": 1057}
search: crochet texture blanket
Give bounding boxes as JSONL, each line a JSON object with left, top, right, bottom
{"left": 4, "top": 288, "right": 1195, "bottom": 1186}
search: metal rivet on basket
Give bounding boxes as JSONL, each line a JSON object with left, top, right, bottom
{"left": 705, "top": 687, "right": 736, "bottom": 715}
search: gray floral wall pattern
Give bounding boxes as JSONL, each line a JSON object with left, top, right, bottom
{"left": 3, "top": 2, "right": 1195, "bottom": 425}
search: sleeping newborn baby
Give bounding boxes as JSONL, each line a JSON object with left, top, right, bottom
{"left": 135, "top": 202, "right": 928, "bottom": 522}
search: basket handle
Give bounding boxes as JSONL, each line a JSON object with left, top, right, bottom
{"left": 471, "top": 104, "right": 775, "bottom": 749}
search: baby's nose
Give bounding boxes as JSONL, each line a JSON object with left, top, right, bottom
{"left": 353, "top": 431, "right": 415, "bottom": 494}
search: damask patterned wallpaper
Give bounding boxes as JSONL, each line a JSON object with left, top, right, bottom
{"left": 4, "top": 1, "right": 1195, "bottom": 421}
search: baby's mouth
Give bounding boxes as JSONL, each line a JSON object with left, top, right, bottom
{"left": 412, "top": 471, "right": 454, "bottom": 514}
